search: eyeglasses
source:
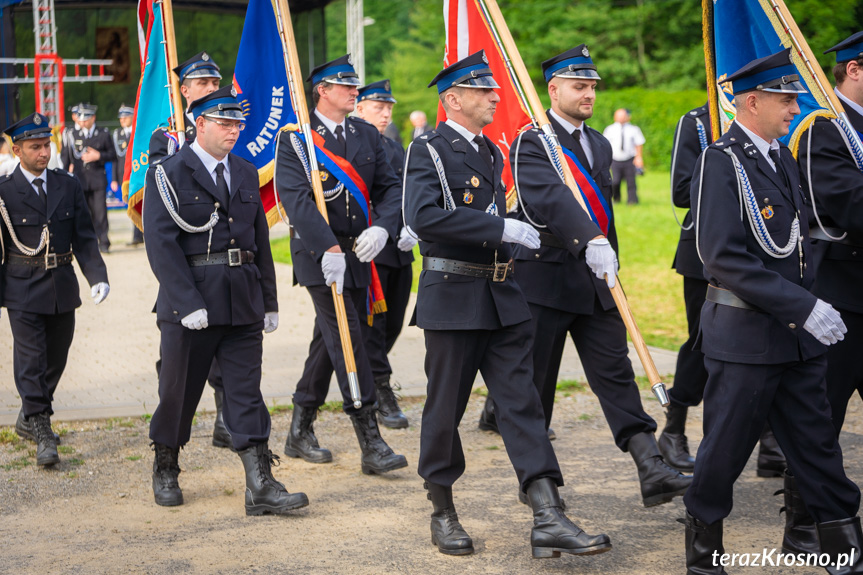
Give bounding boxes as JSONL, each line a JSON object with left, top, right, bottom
{"left": 205, "top": 118, "right": 245, "bottom": 132}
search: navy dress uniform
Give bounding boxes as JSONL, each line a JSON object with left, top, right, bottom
{"left": 1, "top": 113, "right": 109, "bottom": 466}
{"left": 147, "top": 51, "right": 228, "bottom": 448}
{"left": 113, "top": 105, "right": 143, "bottom": 246}
{"left": 682, "top": 50, "right": 862, "bottom": 574}
{"left": 509, "top": 46, "right": 691, "bottom": 508}
{"left": 799, "top": 31, "right": 863, "bottom": 437}
{"left": 275, "top": 55, "right": 407, "bottom": 475}
{"left": 148, "top": 52, "right": 221, "bottom": 164}
{"left": 143, "top": 87, "right": 307, "bottom": 515}
{"left": 405, "top": 50, "right": 611, "bottom": 558}
{"left": 357, "top": 79, "right": 414, "bottom": 429}
{"left": 663, "top": 104, "right": 787, "bottom": 477}
{"left": 60, "top": 103, "right": 116, "bottom": 252}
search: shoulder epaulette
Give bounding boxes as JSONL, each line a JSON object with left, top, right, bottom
{"left": 347, "top": 115, "right": 371, "bottom": 126}
{"left": 419, "top": 130, "right": 439, "bottom": 142}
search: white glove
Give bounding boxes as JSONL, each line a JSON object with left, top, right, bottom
{"left": 397, "top": 226, "right": 418, "bottom": 252}
{"left": 181, "top": 308, "right": 209, "bottom": 330}
{"left": 585, "top": 238, "right": 619, "bottom": 288}
{"left": 90, "top": 282, "right": 110, "bottom": 305}
{"left": 321, "top": 251, "right": 346, "bottom": 294}
{"left": 803, "top": 299, "right": 847, "bottom": 345}
{"left": 501, "top": 219, "right": 540, "bottom": 249}
{"left": 264, "top": 311, "right": 279, "bottom": 334}
{"left": 355, "top": 226, "right": 389, "bottom": 262}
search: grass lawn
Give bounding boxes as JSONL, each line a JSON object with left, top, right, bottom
{"left": 270, "top": 170, "right": 688, "bottom": 351}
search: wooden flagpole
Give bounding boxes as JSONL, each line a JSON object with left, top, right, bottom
{"left": 272, "top": 0, "right": 363, "bottom": 408}
{"left": 478, "top": 0, "right": 670, "bottom": 406}
{"left": 160, "top": 0, "right": 186, "bottom": 144}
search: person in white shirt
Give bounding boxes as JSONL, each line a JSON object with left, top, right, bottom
{"left": 602, "top": 108, "right": 645, "bottom": 204}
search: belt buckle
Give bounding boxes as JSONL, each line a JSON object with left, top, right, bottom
{"left": 492, "top": 262, "right": 509, "bottom": 282}
{"left": 227, "top": 248, "right": 242, "bottom": 267}
{"left": 44, "top": 253, "right": 58, "bottom": 270}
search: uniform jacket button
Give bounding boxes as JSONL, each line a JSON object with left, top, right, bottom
{"left": 228, "top": 217, "right": 233, "bottom": 223}
{"left": 789, "top": 323, "right": 796, "bottom": 329}
{"left": 443, "top": 274, "right": 449, "bottom": 280}
{"left": 482, "top": 241, "right": 487, "bottom": 247}
{"left": 230, "top": 239, "right": 236, "bottom": 245}
{"left": 352, "top": 215, "right": 357, "bottom": 220}
{"left": 173, "top": 310, "right": 179, "bottom": 315}
{"left": 535, "top": 253, "right": 540, "bottom": 259}
{"left": 573, "top": 239, "right": 579, "bottom": 245}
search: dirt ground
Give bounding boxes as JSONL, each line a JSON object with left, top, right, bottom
{"left": 2, "top": 390, "right": 862, "bottom": 575}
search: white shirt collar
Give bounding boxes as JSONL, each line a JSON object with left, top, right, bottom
{"left": 190, "top": 139, "right": 229, "bottom": 184}
{"left": 836, "top": 87, "right": 863, "bottom": 119}
{"left": 20, "top": 165, "right": 48, "bottom": 193}
{"left": 735, "top": 120, "right": 780, "bottom": 168}
{"left": 444, "top": 119, "right": 482, "bottom": 151}
{"left": 314, "top": 109, "right": 346, "bottom": 139}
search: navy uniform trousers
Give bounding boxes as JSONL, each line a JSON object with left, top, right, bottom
{"left": 144, "top": 145, "right": 277, "bottom": 451}
{"left": 798, "top": 109, "right": 863, "bottom": 436}
{"left": 1, "top": 166, "right": 107, "bottom": 417}
{"left": 405, "top": 122, "right": 561, "bottom": 490}
{"left": 275, "top": 114, "right": 402, "bottom": 412}
{"left": 682, "top": 122, "right": 859, "bottom": 525}
{"left": 509, "top": 118, "right": 655, "bottom": 448}
{"left": 668, "top": 105, "right": 711, "bottom": 408}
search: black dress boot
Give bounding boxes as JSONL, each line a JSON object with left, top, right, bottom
{"left": 425, "top": 481, "right": 474, "bottom": 555}
{"left": 375, "top": 376, "right": 408, "bottom": 429}
{"left": 526, "top": 477, "right": 612, "bottom": 558}
{"left": 284, "top": 405, "right": 333, "bottom": 463}
{"left": 658, "top": 403, "right": 695, "bottom": 472}
{"left": 478, "top": 395, "right": 499, "bottom": 434}
{"left": 757, "top": 425, "right": 786, "bottom": 478}
{"left": 628, "top": 432, "right": 692, "bottom": 507}
{"left": 32, "top": 413, "right": 59, "bottom": 467}
{"left": 349, "top": 405, "right": 408, "bottom": 475}
{"left": 817, "top": 516, "right": 863, "bottom": 575}
{"left": 212, "top": 389, "right": 233, "bottom": 449}
{"left": 238, "top": 443, "right": 309, "bottom": 516}
{"left": 682, "top": 511, "right": 727, "bottom": 575}
{"left": 151, "top": 443, "right": 183, "bottom": 507}
{"left": 16, "top": 409, "right": 60, "bottom": 444}
{"left": 776, "top": 470, "right": 819, "bottom": 556}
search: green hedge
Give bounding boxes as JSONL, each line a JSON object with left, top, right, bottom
{"left": 584, "top": 88, "right": 707, "bottom": 171}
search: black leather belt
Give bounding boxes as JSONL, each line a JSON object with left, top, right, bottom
{"left": 539, "top": 231, "right": 564, "bottom": 249}
{"left": 187, "top": 249, "right": 255, "bottom": 267}
{"left": 706, "top": 285, "right": 758, "bottom": 312}
{"left": 6, "top": 251, "right": 73, "bottom": 270}
{"left": 289, "top": 227, "right": 356, "bottom": 251}
{"left": 422, "top": 256, "right": 513, "bottom": 282}
{"left": 810, "top": 226, "right": 863, "bottom": 248}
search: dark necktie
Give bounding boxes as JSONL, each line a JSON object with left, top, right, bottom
{"left": 620, "top": 124, "right": 625, "bottom": 151}
{"left": 34, "top": 178, "right": 47, "bottom": 210}
{"left": 768, "top": 148, "right": 789, "bottom": 190}
{"left": 334, "top": 125, "right": 346, "bottom": 157}
{"left": 214, "top": 163, "right": 229, "bottom": 206}
{"left": 571, "top": 129, "right": 592, "bottom": 170}
{"left": 473, "top": 135, "right": 493, "bottom": 169}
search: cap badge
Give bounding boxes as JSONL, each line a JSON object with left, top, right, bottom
{"left": 384, "top": 80, "right": 391, "bottom": 91}
{"left": 202, "top": 52, "right": 210, "bottom": 61}
{"left": 470, "top": 176, "right": 480, "bottom": 188}
{"left": 463, "top": 191, "right": 474, "bottom": 204}
{"left": 347, "top": 55, "right": 353, "bottom": 65}
{"left": 231, "top": 87, "right": 237, "bottom": 97}
{"left": 33, "top": 115, "right": 42, "bottom": 125}
{"left": 482, "top": 53, "right": 489, "bottom": 64}
{"left": 582, "top": 47, "right": 590, "bottom": 57}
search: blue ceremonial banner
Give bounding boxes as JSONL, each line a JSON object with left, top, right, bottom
{"left": 704, "top": 0, "right": 833, "bottom": 154}
{"left": 232, "top": 0, "right": 294, "bottom": 226}
{"left": 125, "top": 1, "right": 172, "bottom": 228}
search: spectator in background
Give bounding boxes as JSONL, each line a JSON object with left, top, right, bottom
{"left": 410, "top": 110, "right": 431, "bottom": 140}
{"left": 603, "top": 108, "right": 645, "bottom": 204}
{"left": 0, "top": 138, "right": 18, "bottom": 176}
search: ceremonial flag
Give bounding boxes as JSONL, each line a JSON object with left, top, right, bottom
{"left": 703, "top": 0, "right": 834, "bottom": 154}
{"left": 232, "top": 0, "right": 295, "bottom": 227}
{"left": 124, "top": 1, "right": 172, "bottom": 229}
{"left": 441, "top": 0, "right": 531, "bottom": 210}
